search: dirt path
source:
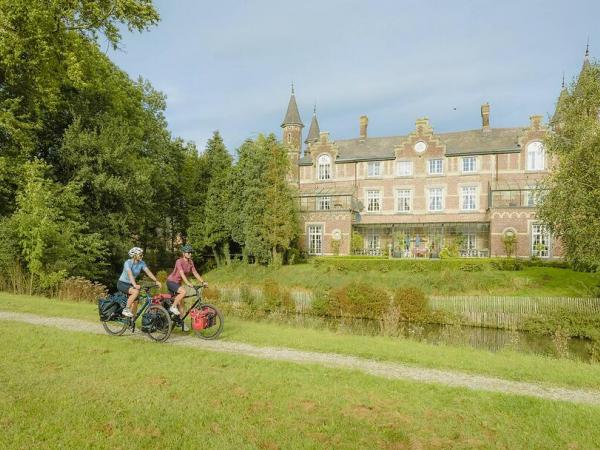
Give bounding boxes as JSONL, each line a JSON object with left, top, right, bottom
{"left": 2, "top": 310, "right": 600, "bottom": 406}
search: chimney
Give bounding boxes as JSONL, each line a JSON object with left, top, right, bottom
{"left": 359, "top": 115, "right": 368, "bottom": 139}
{"left": 481, "top": 103, "right": 490, "bottom": 132}
{"left": 529, "top": 115, "right": 543, "bottom": 130}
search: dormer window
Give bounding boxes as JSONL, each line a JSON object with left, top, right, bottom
{"left": 317, "top": 154, "right": 331, "bottom": 180}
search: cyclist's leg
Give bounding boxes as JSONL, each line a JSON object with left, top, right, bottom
{"left": 127, "top": 286, "right": 140, "bottom": 314}
{"left": 173, "top": 286, "right": 186, "bottom": 314}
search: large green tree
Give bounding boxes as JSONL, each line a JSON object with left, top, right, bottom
{"left": 228, "top": 134, "right": 299, "bottom": 264}
{"left": 188, "top": 131, "right": 233, "bottom": 265}
{"left": 538, "top": 60, "right": 600, "bottom": 270}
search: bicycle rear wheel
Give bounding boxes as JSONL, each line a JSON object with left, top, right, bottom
{"left": 101, "top": 316, "right": 128, "bottom": 335}
{"left": 145, "top": 305, "right": 172, "bottom": 342}
{"left": 192, "top": 303, "right": 224, "bottom": 340}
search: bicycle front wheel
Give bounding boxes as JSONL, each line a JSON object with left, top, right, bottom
{"left": 145, "top": 305, "right": 172, "bottom": 343}
{"left": 102, "top": 316, "right": 128, "bottom": 336}
{"left": 192, "top": 303, "right": 224, "bottom": 340}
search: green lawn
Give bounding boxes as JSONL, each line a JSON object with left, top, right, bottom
{"left": 1, "top": 321, "right": 600, "bottom": 448}
{"left": 3, "top": 293, "right": 600, "bottom": 390}
{"left": 205, "top": 261, "right": 600, "bottom": 297}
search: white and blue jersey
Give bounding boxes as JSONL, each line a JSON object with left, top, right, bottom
{"left": 118, "top": 259, "right": 147, "bottom": 283}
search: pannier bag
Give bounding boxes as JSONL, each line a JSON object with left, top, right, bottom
{"left": 152, "top": 293, "right": 173, "bottom": 309}
{"left": 98, "top": 293, "right": 128, "bottom": 321}
{"left": 190, "top": 307, "right": 215, "bottom": 331}
{"left": 141, "top": 310, "right": 167, "bottom": 333}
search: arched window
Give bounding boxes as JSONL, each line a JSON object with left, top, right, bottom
{"left": 526, "top": 141, "right": 545, "bottom": 171}
{"left": 317, "top": 154, "right": 331, "bottom": 180}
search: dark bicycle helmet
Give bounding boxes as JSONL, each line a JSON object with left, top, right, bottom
{"left": 181, "top": 244, "right": 194, "bottom": 253}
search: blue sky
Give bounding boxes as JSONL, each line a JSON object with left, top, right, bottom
{"left": 109, "top": 0, "right": 598, "bottom": 152}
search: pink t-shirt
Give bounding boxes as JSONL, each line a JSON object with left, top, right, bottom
{"left": 167, "top": 257, "right": 196, "bottom": 284}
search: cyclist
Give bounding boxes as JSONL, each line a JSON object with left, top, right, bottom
{"left": 166, "top": 244, "right": 207, "bottom": 319}
{"left": 117, "top": 247, "right": 162, "bottom": 318}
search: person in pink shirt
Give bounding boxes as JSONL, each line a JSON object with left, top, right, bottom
{"left": 166, "top": 244, "right": 207, "bottom": 319}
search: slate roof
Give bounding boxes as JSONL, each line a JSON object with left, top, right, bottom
{"left": 298, "top": 127, "right": 523, "bottom": 165}
{"left": 281, "top": 93, "right": 303, "bottom": 127}
{"left": 305, "top": 112, "right": 320, "bottom": 144}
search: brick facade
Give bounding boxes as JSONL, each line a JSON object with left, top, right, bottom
{"left": 282, "top": 95, "right": 560, "bottom": 259}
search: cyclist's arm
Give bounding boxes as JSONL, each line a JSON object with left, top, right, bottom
{"left": 191, "top": 268, "right": 206, "bottom": 285}
{"left": 143, "top": 267, "right": 161, "bottom": 287}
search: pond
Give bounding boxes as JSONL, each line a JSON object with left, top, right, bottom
{"left": 268, "top": 313, "right": 593, "bottom": 362}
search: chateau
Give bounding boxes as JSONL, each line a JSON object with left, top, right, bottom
{"left": 281, "top": 82, "right": 565, "bottom": 259}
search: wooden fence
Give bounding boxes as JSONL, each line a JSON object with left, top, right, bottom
{"left": 213, "top": 284, "right": 600, "bottom": 329}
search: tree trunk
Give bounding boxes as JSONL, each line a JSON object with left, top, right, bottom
{"left": 211, "top": 246, "right": 221, "bottom": 267}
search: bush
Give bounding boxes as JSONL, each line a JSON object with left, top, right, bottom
{"left": 329, "top": 282, "right": 390, "bottom": 319}
{"left": 490, "top": 259, "right": 523, "bottom": 271}
{"left": 392, "top": 287, "right": 429, "bottom": 322}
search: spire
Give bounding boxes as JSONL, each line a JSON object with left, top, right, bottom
{"left": 561, "top": 72, "right": 565, "bottom": 89}
{"left": 304, "top": 104, "right": 320, "bottom": 144}
{"left": 281, "top": 85, "right": 303, "bottom": 128}
{"left": 582, "top": 38, "right": 591, "bottom": 72}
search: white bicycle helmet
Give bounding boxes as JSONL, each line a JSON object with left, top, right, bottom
{"left": 128, "top": 247, "right": 144, "bottom": 258}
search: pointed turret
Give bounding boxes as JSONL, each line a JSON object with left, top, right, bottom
{"left": 305, "top": 105, "right": 320, "bottom": 145}
{"left": 552, "top": 74, "right": 570, "bottom": 130}
{"left": 280, "top": 84, "right": 304, "bottom": 154}
{"left": 581, "top": 39, "right": 591, "bottom": 74}
{"left": 281, "top": 84, "right": 304, "bottom": 128}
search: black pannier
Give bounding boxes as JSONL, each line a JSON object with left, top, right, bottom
{"left": 141, "top": 310, "right": 161, "bottom": 332}
{"left": 98, "top": 292, "right": 127, "bottom": 321}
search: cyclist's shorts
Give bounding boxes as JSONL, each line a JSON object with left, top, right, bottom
{"left": 166, "top": 280, "right": 181, "bottom": 294}
{"left": 117, "top": 280, "right": 133, "bottom": 294}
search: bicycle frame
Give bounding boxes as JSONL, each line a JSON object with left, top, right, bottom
{"left": 113, "top": 288, "right": 153, "bottom": 331}
{"left": 173, "top": 287, "right": 204, "bottom": 322}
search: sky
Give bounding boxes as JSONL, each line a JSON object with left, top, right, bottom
{"left": 108, "top": 0, "right": 599, "bottom": 152}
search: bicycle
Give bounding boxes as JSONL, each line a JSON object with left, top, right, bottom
{"left": 162, "top": 284, "right": 224, "bottom": 340}
{"left": 100, "top": 283, "right": 173, "bottom": 342}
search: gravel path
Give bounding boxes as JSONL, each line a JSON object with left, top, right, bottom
{"left": 2, "top": 310, "right": 600, "bottom": 406}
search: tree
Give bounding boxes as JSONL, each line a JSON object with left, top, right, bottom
{"left": 188, "top": 131, "right": 232, "bottom": 265}
{"left": 11, "top": 160, "right": 106, "bottom": 292}
{"left": 538, "top": 60, "right": 600, "bottom": 270}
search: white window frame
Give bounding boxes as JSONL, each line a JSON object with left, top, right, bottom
{"left": 527, "top": 141, "right": 545, "bottom": 171}
{"left": 462, "top": 156, "right": 477, "bottom": 173}
{"left": 367, "top": 161, "right": 382, "bottom": 177}
{"left": 531, "top": 223, "right": 550, "bottom": 258}
{"left": 396, "top": 160, "right": 413, "bottom": 177}
{"left": 428, "top": 187, "right": 443, "bottom": 212}
{"left": 317, "top": 154, "right": 332, "bottom": 180}
{"left": 316, "top": 196, "right": 331, "bottom": 211}
{"left": 307, "top": 225, "right": 323, "bottom": 255}
{"left": 365, "top": 230, "right": 380, "bottom": 254}
{"left": 396, "top": 189, "right": 411, "bottom": 212}
{"left": 366, "top": 189, "right": 382, "bottom": 212}
{"left": 428, "top": 159, "right": 443, "bottom": 175}
{"left": 461, "top": 186, "right": 477, "bottom": 211}
{"left": 464, "top": 233, "right": 477, "bottom": 250}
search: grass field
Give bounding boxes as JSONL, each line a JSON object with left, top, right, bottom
{"left": 3, "top": 293, "right": 600, "bottom": 390}
{"left": 205, "top": 261, "right": 600, "bottom": 297}
{"left": 2, "top": 318, "right": 600, "bottom": 448}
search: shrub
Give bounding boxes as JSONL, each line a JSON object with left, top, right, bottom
{"left": 331, "top": 239, "right": 341, "bottom": 256}
{"left": 329, "top": 282, "right": 390, "bottom": 319}
{"left": 490, "top": 259, "right": 523, "bottom": 271}
{"left": 350, "top": 232, "right": 364, "bottom": 254}
{"left": 56, "top": 277, "right": 108, "bottom": 303}
{"left": 263, "top": 279, "right": 295, "bottom": 313}
{"left": 392, "top": 287, "right": 429, "bottom": 322}
{"left": 459, "top": 263, "right": 484, "bottom": 272}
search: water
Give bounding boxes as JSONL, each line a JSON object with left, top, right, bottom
{"left": 277, "top": 314, "right": 592, "bottom": 362}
